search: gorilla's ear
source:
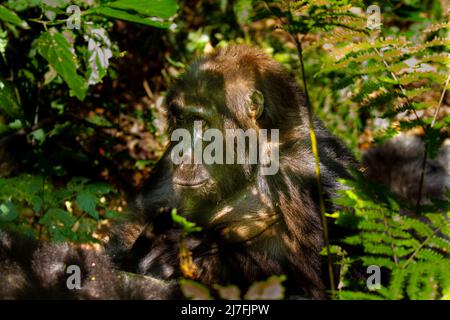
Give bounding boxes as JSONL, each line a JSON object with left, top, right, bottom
{"left": 249, "top": 90, "right": 264, "bottom": 120}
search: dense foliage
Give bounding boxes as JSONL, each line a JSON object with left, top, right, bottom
{"left": 0, "top": 0, "right": 448, "bottom": 299}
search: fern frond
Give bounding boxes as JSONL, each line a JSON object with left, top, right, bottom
{"left": 388, "top": 268, "right": 409, "bottom": 299}
{"left": 339, "top": 291, "right": 384, "bottom": 300}
{"left": 333, "top": 38, "right": 411, "bottom": 61}
{"left": 361, "top": 256, "right": 396, "bottom": 269}
{"left": 415, "top": 248, "right": 445, "bottom": 262}
{"left": 364, "top": 243, "right": 395, "bottom": 255}
{"left": 421, "top": 53, "right": 450, "bottom": 66}
{"left": 416, "top": 267, "right": 439, "bottom": 300}
{"left": 406, "top": 264, "right": 421, "bottom": 299}
{"left": 428, "top": 236, "right": 450, "bottom": 253}
{"left": 397, "top": 71, "right": 448, "bottom": 86}
{"left": 399, "top": 216, "right": 435, "bottom": 237}
{"left": 424, "top": 21, "right": 450, "bottom": 33}
{"left": 425, "top": 213, "right": 450, "bottom": 236}
{"left": 423, "top": 37, "right": 450, "bottom": 48}
{"left": 362, "top": 91, "right": 400, "bottom": 109}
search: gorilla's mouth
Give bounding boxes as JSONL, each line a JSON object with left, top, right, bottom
{"left": 173, "top": 178, "right": 208, "bottom": 187}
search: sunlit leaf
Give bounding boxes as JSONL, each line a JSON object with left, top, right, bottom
{"left": 36, "top": 29, "right": 88, "bottom": 100}
{"left": 0, "top": 5, "right": 29, "bottom": 29}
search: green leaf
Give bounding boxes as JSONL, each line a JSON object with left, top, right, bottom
{"left": 67, "top": 177, "right": 90, "bottom": 193}
{"left": 171, "top": 208, "right": 201, "bottom": 233}
{"left": 31, "top": 195, "right": 42, "bottom": 213}
{"left": 107, "top": 0, "right": 178, "bottom": 20}
{"left": 86, "top": 182, "right": 112, "bottom": 195}
{"left": 0, "top": 77, "right": 22, "bottom": 119}
{"left": 87, "top": 7, "right": 173, "bottom": 28}
{"left": 35, "top": 29, "right": 88, "bottom": 101}
{"left": 76, "top": 191, "right": 99, "bottom": 219}
{"left": 0, "top": 5, "right": 29, "bottom": 29}
{"left": 30, "top": 128, "right": 46, "bottom": 144}
{"left": 40, "top": 208, "right": 76, "bottom": 226}
{"left": 0, "top": 201, "right": 18, "bottom": 222}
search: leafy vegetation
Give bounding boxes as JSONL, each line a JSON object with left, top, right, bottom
{"left": 0, "top": 0, "right": 448, "bottom": 299}
{"left": 335, "top": 174, "right": 449, "bottom": 300}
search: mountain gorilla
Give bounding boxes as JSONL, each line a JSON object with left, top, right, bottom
{"left": 108, "top": 45, "right": 355, "bottom": 299}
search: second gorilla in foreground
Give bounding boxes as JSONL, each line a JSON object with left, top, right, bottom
{"left": 109, "top": 45, "right": 355, "bottom": 299}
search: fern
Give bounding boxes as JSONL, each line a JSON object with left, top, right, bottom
{"left": 319, "top": 19, "right": 449, "bottom": 134}
{"left": 335, "top": 174, "right": 450, "bottom": 300}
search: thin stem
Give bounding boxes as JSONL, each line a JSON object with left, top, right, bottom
{"left": 431, "top": 73, "right": 450, "bottom": 128}
{"left": 402, "top": 227, "right": 439, "bottom": 269}
{"left": 284, "top": 0, "right": 336, "bottom": 299}
{"left": 28, "top": 18, "right": 57, "bottom": 25}
{"left": 415, "top": 142, "right": 428, "bottom": 215}
{"left": 292, "top": 31, "right": 336, "bottom": 299}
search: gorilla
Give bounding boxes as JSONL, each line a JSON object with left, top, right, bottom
{"left": 108, "top": 45, "right": 355, "bottom": 299}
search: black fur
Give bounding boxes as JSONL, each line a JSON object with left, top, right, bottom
{"left": 0, "top": 230, "right": 175, "bottom": 299}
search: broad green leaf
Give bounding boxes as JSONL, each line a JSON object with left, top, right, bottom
{"left": 107, "top": 0, "right": 178, "bottom": 20}
{"left": 87, "top": 7, "right": 173, "bottom": 28}
{"left": 30, "top": 128, "right": 46, "bottom": 144}
{"left": 0, "top": 77, "right": 22, "bottom": 119}
{"left": 31, "top": 195, "right": 42, "bottom": 213}
{"left": 6, "top": 0, "right": 42, "bottom": 12}
{"left": 36, "top": 29, "right": 88, "bottom": 100}
{"left": 39, "top": 208, "right": 76, "bottom": 226}
{"left": 0, "top": 5, "right": 29, "bottom": 29}
{"left": 76, "top": 191, "right": 99, "bottom": 219}
{"left": 0, "top": 201, "right": 18, "bottom": 222}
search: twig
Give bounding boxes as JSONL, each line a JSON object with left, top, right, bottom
{"left": 285, "top": 1, "right": 336, "bottom": 299}
{"left": 402, "top": 227, "right": 439, "bottom": 269}
{"left": 431, "top": 73, "right": 450, "bottom": 128}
